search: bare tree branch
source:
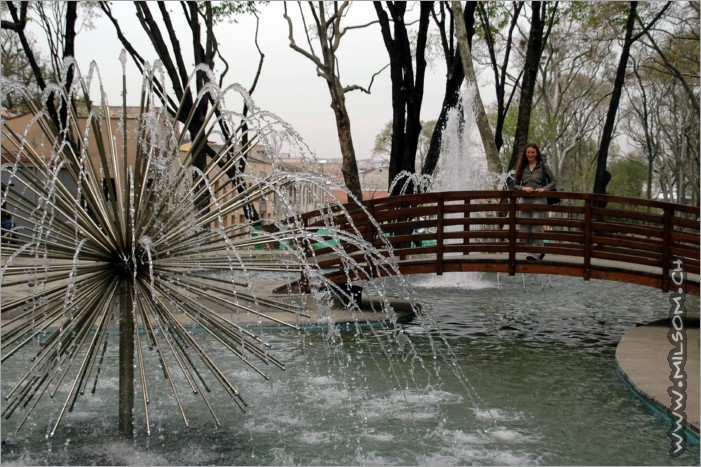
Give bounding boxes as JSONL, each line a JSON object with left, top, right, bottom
{"left": 134, "top": 2, "right": 188, "bottom": 104}
{"left": 341, "top": 19, "right": 380, "bottom": 34}
{"left": 283, "top": 1, "right": 365, "bottom": 199}
{"left": 98, "top": 2, "right": 180, "bottom": 115}
{"left": 342, "top": 64, "right": 389, "bottom": 94}
{"left": 638, "top": 23, "right": 699, "bottom": 114}
{"left": 284, "top": 3, "right": 324, "bottom": 70}
{"left": 0, "top": 1, "right": 27, "bottom": 31}
{"left": 246, "top": 12, "right": 265, "bottom": 96}
{"left": 157, "top": 2, "right": 190, "bottom": 92}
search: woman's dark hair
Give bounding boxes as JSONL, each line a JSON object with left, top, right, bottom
{"left": 515, "top": 143, "right": 542, "bottom": 178}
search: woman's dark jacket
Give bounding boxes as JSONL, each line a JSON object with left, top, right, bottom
{"left": 512, "top": 162, "right": 557, "bottom": 191}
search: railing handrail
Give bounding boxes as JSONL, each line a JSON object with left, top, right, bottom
{"left": 299, "top": 191, "right": 700, "bottom": 223}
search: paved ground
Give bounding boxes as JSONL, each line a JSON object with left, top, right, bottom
{"left": 616, "top": 317, "right": 700, "bottom": 434}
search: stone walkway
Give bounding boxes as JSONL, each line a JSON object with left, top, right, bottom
{"left": 616, "top": 318, "right": 700, "bottom": 434}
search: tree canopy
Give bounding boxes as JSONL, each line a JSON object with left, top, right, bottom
{"left": 1, "top": 0, "right": 698, "bottom": 204}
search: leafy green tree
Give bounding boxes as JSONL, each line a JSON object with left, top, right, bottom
{"left": 559, "top": 137, "right": 599, "bottom": 193}
{"left": 372, "top": 120, "right": 393, "bottom": 164}
{"left": 623, "top": 1, "right": 699, "bottom": 204}
{"left": 636, "top": 1, "right": 699, "bottom": 114}
{"left": 373, "top": 120, "right": 435, "bottom": 169}
{"left": 532, "top": 2, "right": 613, "bottom": 189}
{"left": 592, "top": 1, "right": 671, "bottom": 197}
{"left": 607, "top": 157, "right": 647, "bottom": 198}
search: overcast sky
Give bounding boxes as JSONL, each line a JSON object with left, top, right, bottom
{"left": 70, "top": 2, "right": 462, "bottom": 161}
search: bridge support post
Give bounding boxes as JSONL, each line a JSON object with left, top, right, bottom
{"left": 661, "top": 206, "right": 673, "bottom": 291}
{"left": 508, "top": 194, "right": 517, "bottom": 275}
{"left": 368, "top": 204, "right": 377, "bottom": 248}
{"left": 463, "top": 199, "right": 470, "bottom": 255}
{"left": 583, "top": 198, "right": 592, "bottom": 281}
{"left": 436, "top": 198, "right": 444, "bottom": 275}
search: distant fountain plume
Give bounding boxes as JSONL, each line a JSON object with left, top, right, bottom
{"left": 388, "top": 84, "right": 513, "bottom": 290}
{"left": 388, "top": 85, "right": 513, "bottom": 196}
{"left": 2, "top": 59, "right": 467, "bottom": 438}
{"left": 432, "top": 84, "right": 512, "bottom": 193}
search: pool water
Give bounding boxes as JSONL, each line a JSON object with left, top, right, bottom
{"left": 1, "top": 273, "right": 699, "bottom": 465}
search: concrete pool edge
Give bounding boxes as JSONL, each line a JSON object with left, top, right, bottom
{"left": 615, "top": 317, "right": 700, "bottom": 436}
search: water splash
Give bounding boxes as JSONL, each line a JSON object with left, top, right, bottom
{"left": 408, "top": 84, "right": 509, "bottom": 290}
{"left": 388, "top": 171, "right": 434, "bottom": 195}
{"left": 1, "top": 58, "right": 490, "bottom": 440}
{"left": 431, "top": 84, "right": 503, "bottom": 192}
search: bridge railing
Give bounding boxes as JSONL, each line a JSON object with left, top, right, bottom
{"left": 299, "top": 191, "right": 699, "bottom": 292}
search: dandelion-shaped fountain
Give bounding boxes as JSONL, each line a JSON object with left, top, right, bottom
{"left": 1, "top": 58, "right": 476, "bottom": 444}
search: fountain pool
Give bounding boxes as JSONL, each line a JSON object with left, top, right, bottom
{"left": 2, "top": 272, "right": 698, "bottom": 466}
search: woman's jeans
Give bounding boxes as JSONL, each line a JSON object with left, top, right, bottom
{"left": 519, "top": 197, "right": 546, "bottom": 251}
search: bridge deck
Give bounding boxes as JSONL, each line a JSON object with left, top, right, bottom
{"left": 318, "top": 252, "right": 700, "bottom": 294}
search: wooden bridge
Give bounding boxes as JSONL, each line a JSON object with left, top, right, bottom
{"left": 297, "top": 191, "right": 700, "bottom": 295}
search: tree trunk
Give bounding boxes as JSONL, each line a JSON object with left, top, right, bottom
{"left": 282, "top": 2, "right": 364, "bottom": 202}
{"left": 450, "top": 1, "right": 501, "bottom": 175}
{"left": 403, "top": 3, "right": 431, "bottom": 186}
{"left": 58, "top": 3, "right": 77, "bottom": 132}
{"left": 423, "top": 2, "right": 475, "bottom": 176}
{"left": 328, "top": 81, "right": 363, "bottom": 201}
{"left": 593, "top": 2, "right": 638, "bottom": 195}
{"left": 423, "top": 61, "right": 464, "bottom": 176}
{"left": 374, "top": 2, "right": 432, "bottom": 196}
{"left": 477, "top": 2, "right": 524, "bottom": 156}
{"left": 507, "top": 2, "right": 546, "bottom": 172}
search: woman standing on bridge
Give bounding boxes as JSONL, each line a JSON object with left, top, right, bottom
{"left": 512, "top": 143, "right": 557, "bottom": 260}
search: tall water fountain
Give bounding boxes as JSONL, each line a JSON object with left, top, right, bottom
{"left": 0, "top": 58, "right": 481, "bottom": 447}
{"left": 432, "top": 86, "right": 491, "bottom": 193}
{"left": 411, "top": 85, "right": 508, "bottom": 290}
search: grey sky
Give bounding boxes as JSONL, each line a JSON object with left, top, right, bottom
{"left": 73, "top": 2, "right": 454, "bottom": 161}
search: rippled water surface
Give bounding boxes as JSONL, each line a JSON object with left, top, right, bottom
{"left": 2, "top": 273, "right": 699, "bottom": 465}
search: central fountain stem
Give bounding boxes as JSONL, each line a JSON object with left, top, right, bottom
{"left": 118, "top": 280, "right": 135, "bottom": 438}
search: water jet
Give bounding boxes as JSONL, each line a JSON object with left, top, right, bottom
{"left": 1, "top": 59, "right": 453, "bottom": 441}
